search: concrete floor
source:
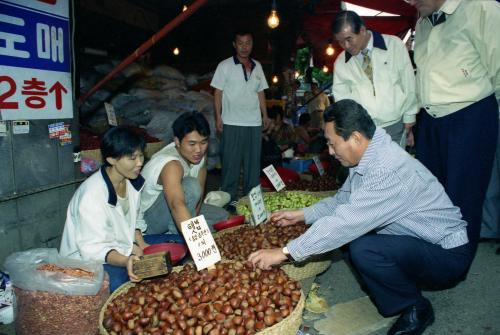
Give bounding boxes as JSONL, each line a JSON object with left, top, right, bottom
{"left": 302, "top": 241, "right": 500, "bottom": 335}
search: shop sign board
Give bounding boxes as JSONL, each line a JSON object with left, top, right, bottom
{"left": 0, "top": 0, "right": 73, "bottom": 120}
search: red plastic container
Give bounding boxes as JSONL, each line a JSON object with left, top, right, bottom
{"left": 143, "top": 243, "right": 188, "bottom": 264}
{"left": 308, "top": 160, "right": 330, "bottom": 175}
{"left": 213, "top": 215, "right": 245, "bottom": 231}
{"left": 261, "top": 167, "right": 300, "bottom": 188}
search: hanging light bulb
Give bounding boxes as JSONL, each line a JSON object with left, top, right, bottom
{"left": 326, "top": 43, "right": 335, "bottom": 56}
{"left": 322, "top": 65, "right": 329, "bottom": 73}
{"left": 267, "top": 0, "right": 280, "bottom": 29}
{"left": 294, "top": 71, "right": 300, "bottom": 79}
{"left": 272, "top": 75, "right": 279, "bottom": 84}
{"left": 182, "top": 5, "right": 188, "bottom": 12}
{"left": 173, "top": 47, "right": 180, "bottom": 56}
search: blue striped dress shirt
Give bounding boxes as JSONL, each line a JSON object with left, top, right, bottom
{"left": 288, "top": 128, "right": 468, "bottom": 262}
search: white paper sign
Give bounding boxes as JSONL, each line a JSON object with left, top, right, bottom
{"left": 263, "top": 164, "right": 286, "bottom": 191}
{"left": 181, "top": 215, "right": 221, "bottom": 271}
{"left": 0, "top": 121, "right": 7, "bottom": 136}
{"left": 104, "top": 102, "right": 118, "bottom": 126}
{"left": 12, "top": 121, "right": 29, "bottom": 134}
{"left": 248, "top": 184, "right": 267, "bottom": 225}
{"left": 312, "top": 156, "right": 325, "bottom": 176}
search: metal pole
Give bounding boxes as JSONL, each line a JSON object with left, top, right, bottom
{"left": 78, "top": 0, "right": 209, "bottom": 104}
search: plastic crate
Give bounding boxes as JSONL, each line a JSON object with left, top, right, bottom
{"left": 283, "top": 158, "right": 313, "bottom": 173}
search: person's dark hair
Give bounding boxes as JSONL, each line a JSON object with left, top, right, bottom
{"left": 332, "top": 10, "right": 365, "bottom": 35}
{"left": 298, "top": 113, "right": 311, "bottom": 126}
{"left": 293, "top": 79, "right": 301, "bottom": 88}
{"left": 233, "top": 29, "right": 253, "bottom": 41}
{"left": 101, "top": 127, "right": 146, "bottom": 166}
{"left": 323, "top": 99, "right": 375, "bottom": 140}
{"left": 268, "top": 105, "right": 284, "bottom": 120}
{"left": 311, "top": 82, "right": 319, "bottom": 89}
{"left": 172, "top": 111, "right": 211, "bottom": 141}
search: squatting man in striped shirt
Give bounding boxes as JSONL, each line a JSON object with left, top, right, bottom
{"left": 249, "top": 99, "right": 473, "bottom": 335}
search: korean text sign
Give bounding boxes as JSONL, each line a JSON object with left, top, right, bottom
{"left": 181, "top": 215, "right": 221, "bottom": 271}
{"left": 0, "top": 0, "right": 73, "bottom": 120}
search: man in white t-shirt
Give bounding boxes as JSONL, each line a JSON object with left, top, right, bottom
{"left": 211, "top": 29, "right": 270, "bottom": 212}
{"left": 138, "top": 112, "right": 227, "bottom": 235}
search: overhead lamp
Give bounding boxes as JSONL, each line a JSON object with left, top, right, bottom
{"left": 267, "top": 0, "right": 280, "bottom": 29}
{"left": 182, "top": 5, "right": 188, "bottom": 12}
{"left": 326, "top": 42, "right": 335, "bottom": 56}
{"left": 322, "top": 65, "right": 329, "bottom": 73}
{"left": 272, "top": 75, "right": 279, "bottom": 84}
{"left": 294, "top": 71, "right": 300, "bottom": 79}
{"left": 173, "top": 47, "right": 180, "bottom": 56}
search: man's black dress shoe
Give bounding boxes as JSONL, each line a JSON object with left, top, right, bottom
{"left": 387, "top": 299, "right": 435, "bottom": 335}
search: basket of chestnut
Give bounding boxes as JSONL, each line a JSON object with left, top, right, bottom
{"left": 100, "top": 261, "right": 304, "bottom": 335}
{"left": 214, "top": 224, "right": 331, "bottom": 281}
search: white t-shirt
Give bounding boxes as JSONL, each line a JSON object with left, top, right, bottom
{"left": 137, "top": 142, "right": 206, "bottom": 227}
{"left": 211, "top": 56, "right": 269, "bottom": 126}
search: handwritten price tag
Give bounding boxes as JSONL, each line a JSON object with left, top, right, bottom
{"left": 104, "top": 102, "right": 118, "bottom": 126}
{"left": 312, "top": 156, "right": 325, "bottom": 176}
{"left": 248, "top": 185, "right": 267, "bottom": 226}
{"left": 181, "top": 215, "right": 221, "bottom": 271}
{"left": 263, "top": 164, "right": 286, "bottom": 191}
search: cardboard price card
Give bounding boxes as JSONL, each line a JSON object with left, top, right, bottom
{"left": 263, "top": 164, "right": 286, "bottom": 191}
{"left": 312, "top": 156, "right": 325, "bottom": 176}
{"left": 249, "top": 184, "right": 267, "bottom": 226}
{"left": 104, "top": 102, "right": 118, "bottom": 126}
{"left": 181, "top": 215, "right": 221, "bottom": 271}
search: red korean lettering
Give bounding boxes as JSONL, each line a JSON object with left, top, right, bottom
{"left": 0, "top": 76, "right": 19, "bottom": 109}
{"left": 22, "top": 77, "right": 47, "bottom": 109}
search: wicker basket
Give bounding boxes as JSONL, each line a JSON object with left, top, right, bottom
{"left": 99, "top": 262, "right": 305, "bottom": 335}
{"left": 215, "top": 225, "right": 332, "bottom": 281}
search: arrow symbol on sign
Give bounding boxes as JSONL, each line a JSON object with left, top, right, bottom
{"left": 49, "top": 81, "right": 68, "bottom": 110}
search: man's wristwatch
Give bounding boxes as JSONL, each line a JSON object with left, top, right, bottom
{"left": 282, "top": 247, "right": 293, "bottom": 261}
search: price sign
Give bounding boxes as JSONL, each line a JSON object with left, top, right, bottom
{"left": 263, "top": 164, "right": 285, "bottom": 191}
{"left": 181, "top": 215, "right": 221, "bottom": 271}
{"left": 248, "top": 184, "right": 267, "bottom": 225}
{"left": 312, "top": 156, "right": 325, "bottom": 176}
{"left": 104, "top": 102, "right": 118, "bottom": 126}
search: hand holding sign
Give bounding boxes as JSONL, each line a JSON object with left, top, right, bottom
{"left": 181, "top": 215, "right": 221, "bottom": 271}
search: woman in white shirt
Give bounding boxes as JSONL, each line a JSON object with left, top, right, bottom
{"left": 60, "top": 127, "right": 175, "bottom": 291}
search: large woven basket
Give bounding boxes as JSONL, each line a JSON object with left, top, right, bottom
{"left": 215, "top": 225, "right": 331, "bottom": 281}
{"left": 99, "top": 262, "right": 305, "bottom": 335}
